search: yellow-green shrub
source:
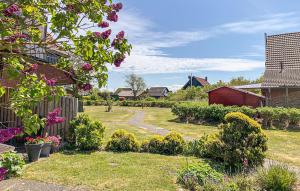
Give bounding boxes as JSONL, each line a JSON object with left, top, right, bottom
{"left": 105, "top": 129, "right": 140, "bottom": 152}
{"left": 148, "top": 135, "right": 164, "bottom": 154}
{"left": 163, "top": 132, "right": 185, "bottom": 155}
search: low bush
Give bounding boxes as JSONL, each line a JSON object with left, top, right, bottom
{"left": 257, "top": 165, "right": 297, "bottom": 191}
{"left": 177, "top": 163, "right": 223, "bottom": 190}
{"left": 140, "top": 140, "right": 149, "bottom": 153}
{"left": 0, "top": 151, "right": 25, "bottom": 178}
{"left": 219, "top": 112, "right": 268, "bottom": 170}
{"left": 105, "top": 129, "right": 140, "bottom": 152}
{"left": 163, "top": 132, "right": 185, "bottom": 155}
{"left": 70, "top": 114, "right": 105, "bottom": 150}
{"left": 148, "top": 135, "right": 164, "bottom": 154}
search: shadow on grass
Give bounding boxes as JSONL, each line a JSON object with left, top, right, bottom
{"left": 168, "top": 118, "right": 220, "bottom": 127}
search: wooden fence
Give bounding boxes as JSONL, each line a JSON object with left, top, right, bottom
{"left": 0, "top": 88, "right": 78, "bottom": 138}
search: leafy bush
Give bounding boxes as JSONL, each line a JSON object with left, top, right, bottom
{"left": 148, "top": 135, "right": 164, "bottom": 154}
{"left": 177, "top": 163, "right": 223, "bottom": 190}
{"left": 140, "top": 140, "right": 149, "bottom": 152}
{"left": 69, "top": 114, "right": 105, "bottom": 150}
{"left": 163, "top": 132, "right": 185, "bottom": 155}
{"left": 257, "top": 165, "right": 297, "bottom": 191}
{"left": 273, "top": 107, "right": 290, "bottom": 129}
{"left": 257, "top": 107, "right": 274, "bottom": 129}
{"left": 105, "top": 129, "right": 140, "bottom": 152}
{"left": 0, "top": 151, "right": 25, "bottom": 178}
{"left": 219, "top": 112, "right": 268, "bottom": 170}
{"left": 144, "top": 97, "right": 156, "bottom": 101}
{"left": 288, "top": 108, "right": 300, "bottom": 127}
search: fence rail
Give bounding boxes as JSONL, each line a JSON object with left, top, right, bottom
{"left": 0, "top": 88, "right": 78, "bottom": 138}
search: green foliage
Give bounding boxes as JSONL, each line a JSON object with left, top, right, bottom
{"left": 140, "top": 140, "right": 149, "bottom": 153}
{"left": 177, "top": 163, "right": 223, "bottom": 190}
{"left": 168, "top": 87, "right": 208, "bottom": 101}
{"left": 0, "top": 151, "right": 25, "bottom": 178}
{"left": 120, "top": 100, "right": 176, "bottom": 108}
{"left": 70, "top": 114, "right": 105, "bottom": 150}
{"left": 257, "top": 107, "right": 275, "bottom": 128}
{"left": 257, "top": 165, "right": 297, "bottom": 191}
{"left": 220, "top": 112, "right": 268, "bottom": 169}
{"left": 148, "top": 135, "right": 164, "bottom": 154}
{"left": 288, "top": 108, "right": 300, "bottom": 126}
{"left": 144, "top": 97, "right": 156, "bottom": 101}
{"left": 105, "top": 129, "right": 140, "bottom": 152}
{"left": 0, "top": 85, "right": 4, "bottom": 97}
{"left": 163, "top": 132, "right": 185, "bottom": 155}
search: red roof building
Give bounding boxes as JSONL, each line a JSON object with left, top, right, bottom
{"left": 208, "top": 86, "right": 265, "bottom": 108}
{"left": 182, "top": 76, "right": 210, "bottom": 89}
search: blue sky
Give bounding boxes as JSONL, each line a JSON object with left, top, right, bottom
{"left": 106, "top": 0, "right": 300, "bottom": 91}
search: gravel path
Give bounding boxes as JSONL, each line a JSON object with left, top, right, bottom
{"left": 0, "top": 179, "right": 87, "bottom": 191}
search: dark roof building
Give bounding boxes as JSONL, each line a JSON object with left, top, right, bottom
{"left": 113, "top": 88, "right": 143, "bottom": 100}
{"left": 148, "top": 87, "right": 170, "bottom": 98}
{"left": 208, "top": 86, "right": 265, "bottom": 108}
{"left": 182, "top": 76, "right": 210, "bottom": 89}
{"left": 262, "top": 32, "right": 300, "bottom": 107}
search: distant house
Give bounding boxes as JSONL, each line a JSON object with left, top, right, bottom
{"left": 113, "top": 88, "right": 144, "bottom": 100}
{"left": 261, "top": 32, "right": 300, "bottom": 107}
{"left": 208, "top": 86, "right": 265, "bottom": 108}
{"left": 182, "top": 76, "right": 210, "bottom": 90}
{"left": 147, "top": 87, "right": 170, "bottom": 99}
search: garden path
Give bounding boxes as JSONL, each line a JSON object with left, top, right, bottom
{"left": 128, "top": 110, "right": 192, "bottom": 140}
{"left": 0, "top": 179, "right": 87, "bottom": 191}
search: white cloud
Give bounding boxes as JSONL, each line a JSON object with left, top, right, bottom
{"left": 109, "top": 10, "right": 298, "bottom": 74}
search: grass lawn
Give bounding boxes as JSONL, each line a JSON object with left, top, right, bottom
{"left": 22, "top": 152, "right": 199, "bottom": 191}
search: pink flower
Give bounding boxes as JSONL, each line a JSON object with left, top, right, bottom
{"left": 101, "top": 29, "right": 112, "bottom": 39}
{"left": 0, "top": 167, "right": 8, "bottom": 181}
{"left": 43, "top": 77, "right": 56, "bottom": 86}
{"left": 82, "top": 63, "right": 93, "bottom": 71}
{"left": 93, "top": 32, "right": 101, "bottom": 38}
{"left": 98, "top": 21, "right": 109, "bottom": 28}
{"left": 46, "top": 108, "right": 64, "bottom": 127}
{"left": 116, "top": 31, "right": 125, "bottom": 40}
{"left": 79, "top": 83, "right": 93, "bottom": 91}
{"left": 114, "top": 54, "right": 125, "bottom": 67}
{"left": 3, "top": 4, "right": 20, "bottom": 17}
{"left": 107, "top": 11, "right": 118, "bottom": 22}
{"left": 112, "top": 3, "right": 123, "bottom": 12}
{"left": 0, "top": 128, "right": 22, "bottom": 143}
{"left": 66, "top": 4, "right": 75, "bottom": 11}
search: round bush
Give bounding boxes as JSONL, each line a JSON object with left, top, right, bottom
{"left": 163, "top": 132, "right": 185, "bottom": 155}
{"left": 257, "top": 165, "right": 297, "bottom": 191}
{"left": 105, "top": 129, "right": 140, "bottom": 152}
{"left": 140, "top": 140, "right": 149, "bottom": 152}
{"left": 75, "top": 120, "right": 106, "bottom": 150}
{"left": 220, "top": 112, "right": 268, "bottom": 169}
{"left": 148, "top": 135, "right": 164, "bottom": 154}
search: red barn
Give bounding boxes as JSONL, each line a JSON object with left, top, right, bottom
{"left": 208, "top": 86, "right": 265, "bottom": 108}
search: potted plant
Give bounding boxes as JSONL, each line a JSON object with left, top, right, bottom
{"left": 25, "top": 137, "right": 44, "bottom": 162}
{"left": 48, "top": 136, "right": 61, "bottom": 153}
{"left": 40, "top": 137, "right": 52, "bottom": 157}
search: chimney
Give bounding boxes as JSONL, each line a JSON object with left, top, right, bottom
{"left": 205, "top": 76, "right": 208, "bottom": 81}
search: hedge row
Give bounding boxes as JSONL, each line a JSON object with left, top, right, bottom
{"left": 84, "top": 100, "right": 178, "bottom": 108}
{"left": 172, "top": 103, "right": 300, "bottom": 129}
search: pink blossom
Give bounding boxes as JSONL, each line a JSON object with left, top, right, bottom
{"left": 79, "top": 83, "right": 93, "bottom": 91}
{"left": 6, "top": 33, "right": 29, "bottom": 43}
{"left": 116, "top": 31, "right": 125, "bottom": 40}
{"left": 112, "top": 3, "right": 123, "bottom": 12}
{"left": 3, "top": 4, "right": 20, "bottom": 17}
{"left": 93, "top": 32, "right": 101, "bottom": 38}
{"left": 0, "top": 128, "right": 22, "bottom": 143}
{"left": 82, "top": 63, "right": 93, "bottom": 71}
{"left": 0, "top": 167, "right": 8, "bottom": 181}
{"left": 66, "top": 4, "right": 75, "bottom": 11}
{"left": 107, "top": 11, "right": 118, "bottom": 22}
{"left": 114, "top": 55, "right": 125, "bottom": 67}
{"left": 101, "top": 29, "right": 112, "bottom": 39}
{"left": 98, "top": 21, "right": 109, "bottom": 28}
{"left": 43, "top": 77, "right": 56, "bottom": 86}
{"left": 46, "top": 108, "right": 65, "bottom": 127}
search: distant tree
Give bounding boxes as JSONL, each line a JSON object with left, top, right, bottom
{"left": 125, "top": 74, "right": 146, "bottom": 100}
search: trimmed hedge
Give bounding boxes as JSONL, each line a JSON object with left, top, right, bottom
{"left": 172, "top": 103, "right": 300, "bottom": 129}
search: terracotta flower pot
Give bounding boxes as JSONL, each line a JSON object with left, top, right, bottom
{"left": 25, "top": 143, "right": 43, "bottom": 162}
{"left": 40, "top": 142, "right": 52, "bottom": 157}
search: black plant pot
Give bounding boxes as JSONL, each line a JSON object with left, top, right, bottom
{"left": 41, "top": 143, "right": 52, "bottom": 157}
{"left": 50, "top": 144, "right": 60, "bottom": 154}
{"left": 25, "top": 143, "right": 43, "bottom": 162}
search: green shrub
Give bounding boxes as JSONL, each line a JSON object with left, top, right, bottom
{"left": 219, "top": 112, "right": 268, "bottom": 170}
{"left": 177, "top": 163, "right": 223, "bottom": 190}
{"left": 0, "top": 151, "right": 25, "bottom": 178}
{"left": 140, "top": 140, "right": 149, "bottom": 152}
{"left": 163, "top": 132, "right": 185, "bottom": 155}
{"left": 105, "top": 129, "right": 140, "bottom": 152}
{"left": 148, "top": 135, "right": 164, "bottom": 154}
{"left": 144, "top": 97, "right": 156, "bottom": 101}
{"left": 288, "top": 108, "right": 300, "bottom": 126}
{"left": 85, "top": 100, "right": 93, "bottom": 106}
{"left": 184, "top": 138, "right": 206, "bottom": 157}
{"left": 273, "top": 107, "right": 290, "bottom": 129}
{"left": 75, "top": 120, "right": 105, "bottom": 151}
{"left": 68, "top": 114, "right": 91, "bottom": 144}
{"left": 257, "top": 165, "right": 297, "bottom": 191}
{"left": 257, "top": 107, "right": 274, "bottom": 128}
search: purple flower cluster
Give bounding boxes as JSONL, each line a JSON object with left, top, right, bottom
{"left": 43, "top": 77, "right": 56, "bottom": 86}
{"left": 112, "top": 3, "right": 123, "bottom": 12}
{"left": 79, "top": 83, "right": 93, "bottom": 91}
{"left": 0, "top": 167, "right": 8, "bottom": 181}
{"left": 82, "top": 63, "right": 93, "bottom": 71}
{"left": 0, "top": 128, "right": 22, "bottom": 143}
{"left": 46, "top": 108, "right": 64, "bottom": 127}
{"left": 93, "top": 32, "right": 101, "bottom": 38}
{"left": 107, "top": 11, "right": 118, "bottom": 22}
{"left": 98, "top": 21, "right": 109, "bottom": 28}
{"left": 6, "top": 33, "right": 29, "bottom": 43}
{"left": 3, "top": 4, "right": 20, "bottom": 17}
{"left": 116, "top": 31, "right": 125, "bottom": 40}
{"left": 114, "top": 55, "right": 125, "bottom": 67}
{"left": 101, "top": 29, "right": 112, "bottom": 39}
